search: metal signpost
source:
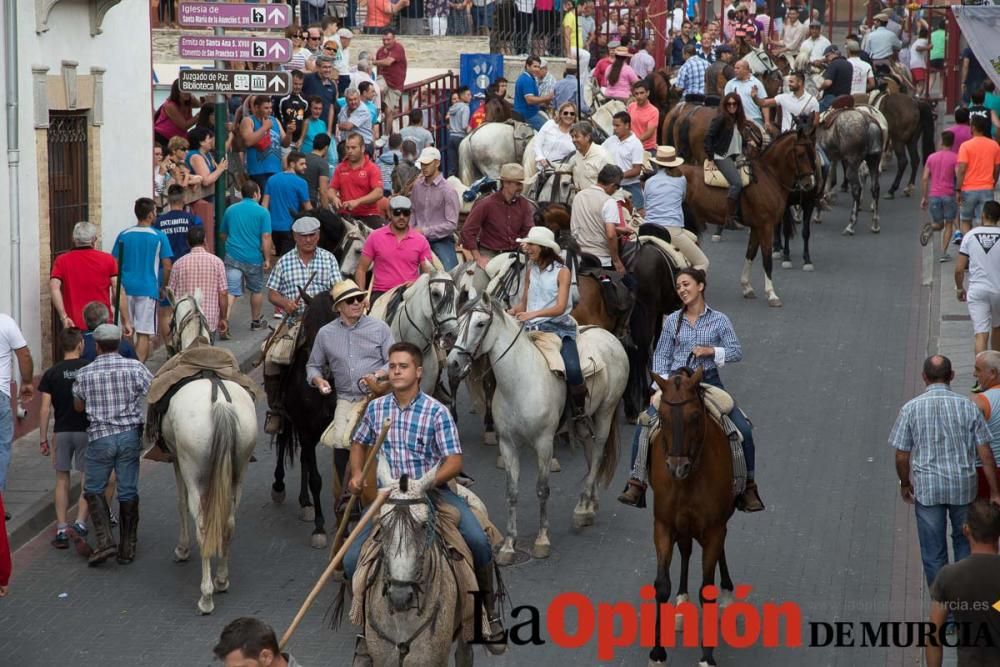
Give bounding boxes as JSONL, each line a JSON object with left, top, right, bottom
{"left": 178, "top": 36, "right": 292, "bottom": 63}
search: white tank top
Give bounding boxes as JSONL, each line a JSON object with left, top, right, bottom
{"left": 527, "top": 261, "right": 572, "bottom": 324}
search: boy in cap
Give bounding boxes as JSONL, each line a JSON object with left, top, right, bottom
{"left": 355, "top": 196, "right": 435, "bottom": 303}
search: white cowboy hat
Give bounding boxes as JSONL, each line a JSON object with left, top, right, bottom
{"left": 499, "top": 163, "right": 526, "bottom": 183}
{"left": 516, "top": 226, "right": 562, "bottom": 254}
{"left": 330, "top": 279, "right": 366, "bottom": 306}
{"left": 651, "top": 145, "right": 685, "bottom": 168}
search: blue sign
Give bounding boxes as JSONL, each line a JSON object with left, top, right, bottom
{"left": 460, "top": 54, "right": 504, "bottom": 113}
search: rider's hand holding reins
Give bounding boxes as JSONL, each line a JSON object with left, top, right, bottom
{"left": 312, "top": 378, "right": 333, "bottom": 395}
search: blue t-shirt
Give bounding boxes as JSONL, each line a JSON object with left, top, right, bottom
{"left": 513, "top": 71, "right": 540, "bottom": 120}
{"left": 113, "top": 226, "right": 174, "bottom": 299}
{"left": 154, "top": 210, "right": 202, "bottom": 260}
{"left": 220, "top": 199, "right": 272, "bottom": 265}
{"left": 246, "top": 115, "right": 284, "bottom": 177}
{"left": 301, "top": 118, "right": 328, "bottom": 154}
{"left": 264, "top": 172, "right": 310, "bottom": 233}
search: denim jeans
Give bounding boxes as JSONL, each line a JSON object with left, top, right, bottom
{"left": 715, "top": 156, "right": 744, "bottom": 199}
{"left": 914, "top": 501, "right": 971, "bottom": 588}
{"left": 300, "top": 2, "right": 326, "bottom": 26}
{"left": 525, "top": 113, "right": 547, "bottom": 132}
{"left": 429, "top": 237, "right": 459, "bottom": 271}
{"left": 344, "top": 487, "right": 492, "bottom": 579}
{"left": 84, "top": 428, "right": 142, "bottom": 502}
{"left": 447, "top": 133, "right": 465, "bottom": 178}
{"left": 0, "top": 397, "right": 12, "bottom": 491}
{"left": 471, "top": 4, "right": 494, "bottom": 30}
{"left": 819, "top": 92, "right": 837, "bottom": 112}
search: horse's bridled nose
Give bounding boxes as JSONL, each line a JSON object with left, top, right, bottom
{"left": 388, "top": 584, "right": 413, "bottom": 611}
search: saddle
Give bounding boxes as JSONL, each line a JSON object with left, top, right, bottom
{"left": 819, "top": 105, "right": 852, "bottom": 130}
{"left": 577, "top": 265, "right": 634, "bottom": 317}
{"left": 369, "top": 285, "right": 407, "bottom": 325}
{"left": 704, "top": 159, "right": 751, "bottom": 188}
{"left": 638, "top": 234, "right": 690, "bottom": 272}
{"left": 527, "top": 327, "right": 606, "bottom": 380}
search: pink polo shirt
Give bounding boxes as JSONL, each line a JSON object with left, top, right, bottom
{"left": 361, "top": 225, "right": 433, "bottom": 292}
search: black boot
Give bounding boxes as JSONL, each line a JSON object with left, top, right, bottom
{"left": 475, "top": 564, "right": 507, "bottom": 655}
{"left": 725, "top": 196, "right": 741, "bottom": 230}
{"left": 352, "top": 635, "right": 372, "bottom": 667}
{"left": 569, "top": 384, "right": 594, "bottom": 439}
{"left": 117, "top": 498, "right": 140, "bottom": 564}
{"left": 85, "top": 493, "right": 117, "bottom": 566}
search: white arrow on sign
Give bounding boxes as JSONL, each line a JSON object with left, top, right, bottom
{"left": 268, "top": 8, "right": 284, "bottom": 25}
{"left": 268, "top": 76, "right": 286, "bottom": 92}
{"left": 268, "top": 42, "right": 286, "bottom": 59}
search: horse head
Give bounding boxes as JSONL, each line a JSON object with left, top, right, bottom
{"left": 764, "top": 127, "right": 817, "bottom": 193}
{"left": 538, "top": 201, "right": 572, "bottom": 234}
{"left": 335, "top": 217, "right": 370, "bottom": 278}
{"left": 299, "top": 290, "right": 337, "bottom": 348}
{"left": 391, "top": 158, "right": 421, "bottom": 197}
{"left": 447, "top": 292, "right": 501, "bottom": 383}
{"left": 424, "top": 270, "right": 460, "bottom": 350}
{"left": 375, "top": 456, "right": 441, "bottom": 612}
{"left": 168, "top": 288, "right": 211, "bottom": 354}
{"left": 316, "top": 208, "right": 347, "bottom": 257}
{"left": 653, "top": 367, "right": 707, "bottom": 480}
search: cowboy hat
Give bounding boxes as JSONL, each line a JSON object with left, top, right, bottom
{"left": 651, "top": 145, "right": 685, "bottom": 168}
{"left": 499, "top": 163, "right": 526, "bottom": 183}
{"left": 874, "top": 12, "right": 890, "bottom": 22}
{"left": 330, "top": 279, "right": 366, "bottom": 306}
{"left": 516, "top": 226, "right": 562, "bottom": 254}
{"left": 613, "top": 46, "right": 631, "bottom": 58}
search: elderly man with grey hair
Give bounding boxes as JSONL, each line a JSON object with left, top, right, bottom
{"left": 50, "top": 221, "right": 131, "bottom": 336}
{"left": 350, "top": 55, "right": 381, "bottom": 112}
{"left": 337, "top": 87, "right": 373, "bottom": 151}
{"left": 568, "top": 121, "right": 614, "bottom": 192}
{"left": 81, "top": 301, "right": 138, "bottom": 363}
{"left": 972, "top": 350, "right": 1000, "bottom": 501}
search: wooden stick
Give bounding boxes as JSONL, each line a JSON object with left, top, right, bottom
{"left": 280, "top": 486, "right": 391, "bottom": 650}
{"left": 329, "top": 417, "right": 391, "bottom": 561}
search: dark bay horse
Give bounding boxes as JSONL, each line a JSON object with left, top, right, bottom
{"left": 875, "top": 92, "right": 936, "bottom": 199}
{"left": 648, "top": 368, "right": 736, "bottom": 667}
{"left": 679, "top": 124, "right": 817, "bottom": 307}
{"left": 271, "top": 291, "right": 338, "bottom": 549}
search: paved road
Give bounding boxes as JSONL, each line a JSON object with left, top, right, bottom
{"left": 2, "top": 177, "right": 932, "bottom": 666}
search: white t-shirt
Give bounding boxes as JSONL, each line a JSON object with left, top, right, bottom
{"left": 0, "top": 314, "right": 27, "bottom": 398}
{"left": 909, "top": 37, "right": 928, "bottom": 69}
{"left": 602, "top": 134, "right": 646, "bottom": 186}
{"left": 774, "top": 92, "right": 819, "bottom": 132}
{"left": 801, "top": 35, "right": 831, "bottom": 61}
{"left": 848, "top": 57, "right": 874, "bottom": 95}
{"left": 960, "top": 226, "right": 1000, "bottom": 293}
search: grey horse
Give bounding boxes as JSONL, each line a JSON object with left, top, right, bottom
{"left": 816, "top": 109, "right": 885, "bottom": 235}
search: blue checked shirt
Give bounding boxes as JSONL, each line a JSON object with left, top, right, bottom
{"left": 72, "top": 353, "right": 153, "bottom": 441}
{"left": 265, "top": 247, "right": 342, "bottom": 319}
{"left": 889, "top": 384, "right": 991, "bottom": 506}
{"left": 675, "top": 56, "right": 709, "bottom": 96}
{"left": 652, "top": 306, "right": 742, "bottom": 378}
{"left": 354, "top": 391, "right": 462, "bottom": 481}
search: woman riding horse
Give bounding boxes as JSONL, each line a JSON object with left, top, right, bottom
{"left": 533, "top": 102, "right": 579, "bottom": 170}
{"left": 619, "top": 267, "right": 765, "bottom": 511}
{"left": 507, "top": 227, "right": 589, "bottom": 429}
{"left": 705, "top": 92, "right": 752, "bottom": 229}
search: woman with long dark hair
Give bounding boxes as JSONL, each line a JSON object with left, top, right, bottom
{"left": 154, "top": 80, "right": 201, "bottom": 151}
{"left": 186, "top": 127, "right": 229, "bottom": 253}
{"left": 602, "top": 46, "right": 640, "bottom": 101}
{"left": 704, "top": 91, "right": 749, "bottom": 228}
{"left": 618, "top": 267, "right": 765, "bottom": 512}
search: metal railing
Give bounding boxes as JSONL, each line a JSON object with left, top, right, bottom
{"left": 395, "top": 70, "right": 460, "bottom": 170}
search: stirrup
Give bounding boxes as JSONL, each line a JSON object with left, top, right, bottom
{"left": 484, "top": 616, "right": 508, "bottom": 655}
{"left": 264, "top": 411, "right": 283, "bottom": 435}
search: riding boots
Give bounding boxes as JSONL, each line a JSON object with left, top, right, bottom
{"left": 352, "top": 635, "right": 373, "bottom": 667}
{"left": 264, "top": 374, "right": 285, "bottom": 435}
{"left": 116, "top": 498, "right": 140, "bottom": 564}
{"left": 84, "top": 493, "right": 118, "bottom": 566}
{"left": 569, "top": 384, "right": 594, "bottom": 439}
{"left": 475, "top": 564, "right": 508, "bottom": 655}
{"left": 725, "top": 196, "right": 741, "bottom": 230}
{"left": 617, "top": 478, "right": 648, "bottom": 508}
{"left": 736, "top": 479, "right": 765, "bottom": 512}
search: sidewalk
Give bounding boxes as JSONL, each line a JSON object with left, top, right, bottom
{"left": 3, "top": 295, "right": 272, "bottom": 550}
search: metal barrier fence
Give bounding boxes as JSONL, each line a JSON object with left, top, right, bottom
{"left": 489, "top": 1, "right": 648, "bottom": 58}
{"left": 395, "top": 70, "right": 461, "bottom": 171}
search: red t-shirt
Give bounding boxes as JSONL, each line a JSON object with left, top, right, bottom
{"left": 50, "top": 247, "right": 118, "bottom": 327}
{"left": 332, "top": 158, "right": 384, "bottom": 217}
{"left": 376, "top": 42, "right": 407, "bottom": 91}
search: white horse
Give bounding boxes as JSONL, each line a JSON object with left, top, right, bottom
{"left": 446, "top": 293, "right": 628, "bottom": 563}
{"left": 333, "top": 216, "right": 371, "bottom": 279}
{"left": 162, "top": 291, "right": 258, "bottom": 614}
{"left": 458, "top": 121, "right": 537, "bottom": 185}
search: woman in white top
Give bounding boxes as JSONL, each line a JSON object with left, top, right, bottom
{"left": 533, "top": 102, "right": 579, "bottom": 168}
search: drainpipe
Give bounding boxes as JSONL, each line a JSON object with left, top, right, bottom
{"left": 4, "top": 0, "right": 21, "bottom": 323}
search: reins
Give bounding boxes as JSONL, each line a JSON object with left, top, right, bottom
{"left": 167, "top": 295, "right": 211, "bottom": 356}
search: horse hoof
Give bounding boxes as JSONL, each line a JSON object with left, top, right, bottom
{"left": 842, "top": 226, "right": 855, "bottom": 236}
{"left": 768, "top": 297, "right": 783, "bottom": 308}
{"left": 271, "top": 488, "right": 285, "bottom": 504}
{"left": 675, "top": 593, "right": 690, "bottom": 630}
{"left": 647, "top": 659, "right": 667, "bottom": 666}
{"left": 495, "top": 548, "right": 516, "bottom": 566}
{"left": 884, "top": 192, "right": 895, "bottom": 200}
{"left": 742, "top": 289, "right": 756, "bottom": 299}
{"left": 214, "top": 577, "right": 230, "bottom": 593}
{"left": 495, "top": 454, "right": 506, "bottom": 470}
{"left": 483, "top": 430, "right": 498, "bottom": 446}
{"left": 299, "top": 506, "right": 315, "bottom": 522}
{"left": 173, "top": 547, "right": 190, "bottom": 563}
{"left": 531, "top": 541, "right": 551, "bottom": 559}
{"left": 710, "top": 234, "right": 722, "bottom": 243}
{"left": 310, "top": 532, "right": 328, "bottom": 550}
{"left": 550, "top": 457, "right": 561, "bottom": 473}
{"left": 781, "top": 260, "right": 792, "bottom": 269}
{"left": 772, "top": 250, "right": 782, "bottom": 260}
{"left": 572, "top": 510, "right": 595, "bottom": 529}
{"left": 871, "top": 225, "right": 881, "bottom": 234}
{"left": 803, "top": 263, "right": 815, "bottom": 272}
{"left": 198, "top": 598, "right": 215, "bottom": 615}
{"left": 718, "top": 588, "right": 735, "bottom": 609}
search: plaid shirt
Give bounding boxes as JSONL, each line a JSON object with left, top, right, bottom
{"left": 72, "top": 353, "right": 153, "bottom": 441}
{"left": 675, "top": 55, "right": 710, "bottom": 96}
{"left": 653, "top": 306, "right": 742, "bottom": 378}
{"left": 167, "top": 248, "right": 228, "bottom": 331}
{"left": 354, "top": 391, "right": 462, "bottom": 481}
{"left": 265, "top": 247, "right": 342, "bottom": 319}
{"left": 889, "top": 384, "right": 990, "bottom": 506}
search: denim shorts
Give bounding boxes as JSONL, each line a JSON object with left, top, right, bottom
{"left": 960, "top": 189, "right": 995, "bottom": 222}
{"left": 224, "top": 256, "right": 264, "bottom": 296}
{"left": 928, "top": 196, "right": 956, "bottom": 223}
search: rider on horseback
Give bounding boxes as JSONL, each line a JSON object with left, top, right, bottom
{"left": 704, "top": 93, "right": 751, "bottom": 229}
{"left": 618, "top": 268, "right": 765, "bottom": 512}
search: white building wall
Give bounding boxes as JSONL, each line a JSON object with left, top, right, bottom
{"left": 0, "top": 1, "right": 151, "bottom": 360}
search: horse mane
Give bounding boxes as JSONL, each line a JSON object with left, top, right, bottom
{"left": 315, "top": 208, "right": 347, "bottom": 253}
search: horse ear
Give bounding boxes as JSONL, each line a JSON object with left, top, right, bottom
{"left": 377, "top": 455, "right": 395, "bottom": 489}
{"left": 651, "top": 373, "right": 670, "bottom": 392}
{"left": 299, "top": 287, "right": 313, "bottom": 305}
{"left": 193, "top": 287, "right": 204, "bottom": 306}
{"left": 690, "top": 366, "right": 704, "bottom": 386}
{"left": 414, "top": 464, "right": 439, "bottom": 495}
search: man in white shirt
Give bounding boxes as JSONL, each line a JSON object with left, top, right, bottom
{"left": 569, "top": 121, "right": 614, "bottom": 192}
{"left": 602, "top": 111, "right": 647, "bottom": 214}
{"left": 956, "top": 201, "right": 1000, "bottom": 365}
{"left": 724, "top": 60, "right": 767, "bottom": 128}
{"left": 570, "top": 164, "right": 626, "bottom": 273}
{"left": 776, "top": 6, "right": 807, "bottom": 54}
{"left": 846, "top": 40, "right": 874, "bottom": 95}
{"left": 752, "top": 70, "right": 819, "bottom": 135}
{"left": 0, "top": 314, "right": 33, "bottom": 496}
{"left": 796, "top": 21, "right": 832, "bottom": 70}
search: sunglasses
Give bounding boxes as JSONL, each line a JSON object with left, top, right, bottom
{"left": 341, "top": 295, "right": 366, "bottom": 305}
{"left": 391, "top": 208, "right": 412, "bottom": 216}
{"left": 561, "top": 111, "right": 577, "bottom": 116}
{"left": 307, "top": 36, "right": 320, "bottom": 41}
{"left": 726, "top": 102, "right": 738, "bottom": 107}
{"left": 323, "top": 45, "right": 339, "bottom": 51}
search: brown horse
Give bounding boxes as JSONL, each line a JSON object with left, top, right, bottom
{"left": 874, "top": 92, "right": 936, "bottom": 199}
{"left": 648, "top": 367, "right": 736, "bottom": 667}
{"left": 679, "top": 124, "right": 818, "bottom": 307}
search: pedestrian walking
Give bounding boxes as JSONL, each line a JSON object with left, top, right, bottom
{"left": 303, "top": 134, "right": 332, "bottom": 208}
{"left": 0, "top": 314, "right": 33, "bottom": 498}
{"left": 956, "top": 116, "right": 1000, "bottom": 235}
{"left": 80, "top": 302, "right": 138, "bottom": 362}
{"left": 214, "top": 617, "right": 304, "bottom": 667}
{"left": 72, "top": 323, "right": 153, "bottom": 566}
{"left": 410, "top": 147, "right": 460, "bottom": 271}
{"left": 114, "top": 198, "right": 174, "bottom": 362}
{"left": 889, "top": 354, "right": 1000, "bottom": 590}
{"left": 0, "top": 491, "right": 9, "bottom": 596}
{"left": 49, "top": 221, "right": 128, "bottom": 334}
{"left": 972, "top": 351, "right": 1000, "bottom": 501}
{"left": 921, "top": 131, "right": 959, "bottom": 262}
{"left": 446, "top": 86, "right": 472, "bottom": 178}
{"left": 154, "top": 184, "right": 203, "bottom": 343}
{"left": 956, "top": 201, "right": 1000, "bottom": 375}
{"left": 240, "top": 96, "right": 290, "bottom": 192}
{"left": 627, "top": 81, "right": 660, "bottom": 153}
{"left": 167, "top": 227, "right": 229, "bottom": 340}
{"left": 373, "top": 29, "right": 407, "bottom": 134}
{"left": 355, "top": 196, "right": 435, "bottom": 303}
{"left": 460, "top": 163, "right": 535, "bottom": 269}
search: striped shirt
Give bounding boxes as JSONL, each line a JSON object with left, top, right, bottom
{"left": 265, "top": 247, "right": 342, "bottom": 319}
{"left": 889, "top": 384, "right": 990, "bottom": 506}
{"left": 167, "top": 248, "right": 228, "bottom": 332}
{"left": 72, "top": 353, "right": 153, "bottom": 441}
{"left": 305, "top": 316, "right": 394, "bottom": 399}
{"left": 652, "top": 306, "right": 742, "bottom": 377}
{"left": 675, "top": 55, "right": 710, "bottom": 96}
{"left": 354, "top": 391, "right": 462, "bottom": 480}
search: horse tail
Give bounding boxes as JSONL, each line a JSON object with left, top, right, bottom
{"left": 918, "top": 101, "right": 935, "bottom": 165}
{"left": 596, "top": 405, "right": 620, "bottom": 489}
{"left": 458, "top": 134, "right": 474, "bottom": 185}
{"left": 201, "top": 399, "right": 240, "bottom": 557}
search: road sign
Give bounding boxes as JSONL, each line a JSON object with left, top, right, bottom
{"left": 178, "top": 2, "right": 292, "bottom": 28}
{"left": 179, "top": 35, "right": 292, "bottom": 63}
{"left": 178, "top": 70, "right": 291, "bottom": 96}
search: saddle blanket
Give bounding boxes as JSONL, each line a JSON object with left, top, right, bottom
{"left": 369, "top": 284, "right": 407, "bottom": 323}
{"left": 149, "top": 343, "right": 261, "bottom": 406}
{"left": 527, "top": 328, "right": 606, "bottom": 380}
{"left": 350, "top": 487, "right": 502, "bottom": 642}
{"left": 704, "top": 159, "right": 751, "bottom": 188}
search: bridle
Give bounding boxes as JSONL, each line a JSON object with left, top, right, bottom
{"left": 334, "top": 218, "right": 368, "bottom": 264}
{"left": 659, "top": 368, "right": 708, "bottom": 475}
{"left": 762, "top": 128, "right": 816, "bottom": 193}
{"left": 450, "top": 296, "right": 522, "bottom": 378}
{"left": 167, "top": 295, "right": 210, "bottom": 356}
{"left": 397, "top": 276, "right": 458, "bottom": 350}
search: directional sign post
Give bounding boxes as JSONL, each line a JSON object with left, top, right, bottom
{"left": 178, "top": 70, "right": 291, "bottom": 96}
{"left": 179, "top": 36, "right": 292, "bottom": 63}
{"left": 179, "top": 2, "right": 291, "bottom": 28}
